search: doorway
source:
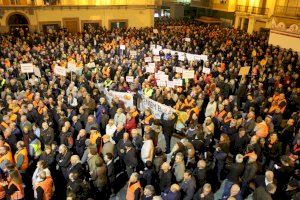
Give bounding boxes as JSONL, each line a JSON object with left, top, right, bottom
{"left": 110, "top": 20, "right": 128, "bottom": 30}
{"left": 63, "top": 18, "right": 79, "bottom": 34}
{"left": 7, "top": 13, "right": 29, "bottom": 34}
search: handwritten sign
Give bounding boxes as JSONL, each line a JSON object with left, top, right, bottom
{"left": 202, "top": 67, "right": 211, "bottom": 74}
{"left": 152, "top": 49, "right": 160, "bottom": 56}
{"left": 173, "top": 79, "right": 183, "bottom": 86}
{"left": 167, "top": 81, "right": 175, "bottom": 88}
{"left": 176, "top": 67, "right": 183, "bottom": 73}
{"left": 157, "top": 80, "right": 167, "bottom": 87}
{"left": 153, "top": 56, "right": 161, "bottom": 62}
{"left": 238, "top": 66, "right": 251, "bottom": 76}
{"left": 21, "top": 63, "right": 34, "bottom": 73}
{"left": 68, "top": 62, "right": 77, "bottom": 72}
{"left": 126, "top": 76, "right": 134, "bottom": 83}
{"left": 120, "top": 45, "right": 126, "bottom": 50}
{"left": 145, "top": 57, "right": 152, "bottom": 63}
{"left": 130, "top": 50, "right": 137, "bottom": 56}
{"left": 182, "top": 70, "right": 194, "bottom": 79}
{"left": 54, "top": 66, "right": 67, "bottom": 77}
{"left": 146, "top": 63, "right": 155, "bottom": 73}
{"left": 185, "top": 38, "right": 191, "bottom": 42}
{"left": 33, "top": 67, "right": 41, "bottom": 77}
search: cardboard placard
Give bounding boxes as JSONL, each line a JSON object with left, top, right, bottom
{"left": 186, "top": 53, "right": 195, "bottom": 61}
{"left": 152, "top": 49, "right": 160, "bottom": 56}
{"left": 157, "top": 80, "right": 166, "bottom": 87}
{"left": 144, "top": 57, "right": 152, "bottom": 63}
{"left": 120, "top": 45, "right": 126, "bottom": 50}
{"left": 68, "top": 62, "right": 77, "bottom": 72}
{"left": 21, "top": 63, "right": 34, "bottom": 73}
{"left": 150, "top": 44, "right": 156, "bottom": 50}
{"left": 178, "top": 55, "right": 185, "bottom": 61}
{"left": 238, "top": 66, "right": 251, "bottom": 76}
{"left": 54, "top": 65, "right": 67, "bottom": 77}
{"left": 126, "top": 76, "right": 134, "bottom": 83}
{"left": 130, "top": 50, "right": 137, "bottom": 56}
{"left": 153, "top": 56, "right": 161, "bottom": 62}
{"left": 167, "top": 81, "right": 175, "bottom": 88}
{"left": 156, "top": 45, "right": 162, "bottom": 51}
{"left": 173, "top": 79, "right": 183, "bottom": 86}
{"left": 185, "top": 38, "right": 191, "bottom": 42}
{"left": 33, "top": 67, "right": 41, "bottom": 77}
{"left": 182, "top": 69, "right": 194, "bottom": 79}
{"left": 175, "top": 67, "right": 183, "bottom": 73}
{"left": 146, "top": 63, "right": 155, "bottom": 73}
{"left": 202, "top": 67, "right": 211, "bottom": 74}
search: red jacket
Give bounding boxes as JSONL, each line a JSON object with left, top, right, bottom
{"left": 125, "top": 118, "right": 137, "bottom": 135}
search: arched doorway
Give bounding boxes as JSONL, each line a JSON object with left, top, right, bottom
{"left": 7, "top": 13, "right": 29, "bottom": 34}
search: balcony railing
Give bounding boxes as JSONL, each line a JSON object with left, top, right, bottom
{"left": 274, "top": 6, "right": 300, "bottom": 18}
{"left": 236, "top": 5, "right": 269, "bottom": 15}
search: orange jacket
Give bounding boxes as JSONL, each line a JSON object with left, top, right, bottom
{"left": 126, "top": 181, "right": 141, "bottom": 200}
{"left": 35, "top": 177, "right": 53, "bottom": 200}
{"left": 14, "top": 148, "right": 29, "bottom": 171}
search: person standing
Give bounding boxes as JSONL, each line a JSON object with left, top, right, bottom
{"left": 141, "top": 133, "right": 154, "bottom": 164}
{"left": 124, "top": 142, "right": 138, "bottom": 178}
{"left": 126, "top": 172, "right": 142, "bottom": 200}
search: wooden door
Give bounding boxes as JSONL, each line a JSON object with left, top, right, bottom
{"left": 63, "top": 18, "right": 79, "bottom": 34}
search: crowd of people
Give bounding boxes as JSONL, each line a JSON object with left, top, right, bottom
{"left": 0, "top": 17, "right": 299, "bottom": 200}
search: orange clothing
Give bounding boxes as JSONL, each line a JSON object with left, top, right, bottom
{"left": 144, "top": 115, "right": 154, "bottom": 125}
{"left": 90, "top": 132, "right": 101, "bottom": 145}
{"left": 8, "top": 180, "right": 24, "bottom": 200}
{"left": 0, "top": 151, "right": 14, "bottom": 165}
{"left": 14, "top": 148, "right": 29, "bottom": 171}
{"left": 35, "top": 177, "right": 53, "bottom": 200}
{"left": 255, "top": 121, "right": 269, "bottom": 138}
{"left": 126, "top": 181, "right": 141, "bottom": 200}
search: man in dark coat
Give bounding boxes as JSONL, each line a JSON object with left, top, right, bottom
{"left": 180, "top": 170, "right": 196, "bottom": 200}
{"left": 159, "top": 162, "right": 172, "bottom": 193}
{"left": 160, "top": 113, "right": 177, "bottom": 153}
{"left": 252, "top": 183, "right": 277, "bottom": 200}
{"left": 40, "top": 122, "right": 55, "bottom": 146}
{"left": 124, "top": 141, "right": 138, "bottom": 178}
{"left": 193, "top": 160, "right": 207, "bottom": 189}
{"left": 162, "top": 184, "right": 181, "bottom": 200}
{"left": 104, "top": 152, "right": 116, "bottom": 196}
{"left": 67, "top": 155, "right": 84, "bottom": 180}
{"left": 56, "top": 144, "right": 73, "bottom": 179}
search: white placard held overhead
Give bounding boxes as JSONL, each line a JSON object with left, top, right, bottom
{"left": 157, "top": 80, "right": 167, "bottom": 87}
{"left": 186, "top": 53, "right": 195, "bottom": 61}
{"left": 130, "top": 50, "right": 137, "bottom": 56}
{"left": 68, "top": 62, "right": 77, "bottom": 72}
{"left": 163, "top": 49, "right": 171, "bottom": 54}
{"left": 178, "top": 55, "right": 185, "bottom": 61}
{"left": 153, "top": 29, "right": 158, "bottom": 34}
{"left": 146, "top": 63, "right": 155, "bottom": 73}
{"left": 173, "top": 79, "right": 183, "bottom": 86}
{"left": 21, "top": 63, "right": 34, "bottom": 73}
{"left": 153, "top": 56, "right": 161, "bottom": 62}
{"left": 33, "top": 67, "right": 41, "bottom": 77}
{"left": 54, "top": 66, "right": 67, "bottom": 77}
{"left": 167, "top": 81, "right": 175, "bottom": 88}
{"left": 144, "top": 57, "right": 152, "bottom": 63}
{"left": 120, "top": 45, "right": 126, "bottom": 50}
{"left": 175, "top": 67, "right": 183, "bottom": 73}
{"left": 156, "top": 45, "right": 162, "bottom": 51}
{"left": 182, "top": 69, "right": 194, "bottom": 79}
{"left": 126, "top": 76, "right": 134, "bottom": 83}
{"left": 160, "top": 74, "right": 169, "bottom": 81}
{"left": 150, "top": 44, "right": 156, "bottom": 50}
{"left": 185, "top": 38, "right": 191, "bottom": 42}
{"left": 202, "top": 67, "right": 211, "bottom": 74}
{"left": 152, "top": 49, "right": 160, "bottom": 56}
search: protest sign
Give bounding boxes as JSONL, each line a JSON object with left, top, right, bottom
{"left": 153, "top": 29, "right": 158, "bottom": 34}
{"left": 130, "top": 50, "right": 137, "bottom": 56}
{"left": 120, "top": 45, "right": 126, "bottom": 50}
{"left": 104, "top": 89, "right": 134, "bottom": 108}
{"left": 144, "top": 57, "right": 152, "bottom": 63}
{"left": 202, "top": 67, "right": 211, "bottom": 74}
{"left": 238, "top": 66, "right": 251, "bottom": 76}
{"left": 157, "top": 80, "right": 167, "bottom": 87}
{"left": 54, "top": 66, "right": 67, "bottom": 76}
{"left": 21, "top": 63, "right": 34, "bottom": 73}
{"left": 175, "top": 67, "right": 183, "bottom": 73}
{"left": 33, "top": 67, "right": 41, "bottom": 77}
{"left": 68, "top": 62, "right": 77, "bottom": 72}
{"left": 182, "top": 69, "right": 194, "bottom": 79}
{"left": 126, "top": 76, "right": 134, "bottom": 83}
{"left": 153, "top": 56, "right": 161, "bottom": 62}
{"left": 173, "top": 79, "right": 183, "bottom": 86}
{"left": 146, "top": 63, "right": 155, "bottom": 73}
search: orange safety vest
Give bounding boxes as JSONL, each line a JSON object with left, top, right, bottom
{"left": 184, "top": 99, "right": 194, "bottom": 108}
{"left": 14, "top": 148, "right": 29, "bottom": 171}
{"left": 131, "top": 111, "right": 139, "bottom": 119}
{"left": 8, "top": 181, "right": 24, "bottom": 200}
{"left": 90, "top": 133, "right": 101, "bottom": 145}
{"left": 35, "top": 177, "right": 53, "bottom": 200}
{"left": 0, "top": 151, "right": 14, "bottom": 165}
{"left": 188, "top": 107, "right": 200, "bottom": 117}
{"left": 126, "top": 181, "right": 141, "bottom": 200}
{"left": 144, "top": 115, "right": 154, "bottom": 124}
{"left": 0, "top": 122, "right": 9, "bottom": 129}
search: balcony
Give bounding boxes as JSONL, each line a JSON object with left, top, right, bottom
{"left": 274, "top": 6, "right": 300, "bottom": 18}
{"left": 236, "top": 5, "right": 269, "bottom": 15}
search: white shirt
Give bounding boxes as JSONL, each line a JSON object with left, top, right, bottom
{"left": 205, "top": 101, "right": 217, "bottom": 117}
{"left": 106, "top": 124, "right": 117, "bottom": 138}
{"left": 141, "top": 140, "right": 154, "bottom": 163}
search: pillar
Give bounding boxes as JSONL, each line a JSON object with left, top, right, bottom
{"left": 247, "top": 17, "right": 255, "bottom": 34}
{"left": 240, "top": 17, "right": 245, "bottom": 30}
{"left": 170, "top": 3, "right": 185, "bottom": 19}
{"left": 234, "top": 15, "right": 240, "bottom": 29}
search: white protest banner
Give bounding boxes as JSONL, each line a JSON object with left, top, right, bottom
{"left": 202, "top": 67, "right": 211, "bottom": 74}
{"left": 186, "top": 53, "right": 195, "bottom": 61}
{"left": 153, "top": 56, "right": 161, "bottom": 62}
{"left": 173, "top": 79, "right": 183, "bottom": 86}
{"left": 21, "top": 63, "right": 34, "bottom": 73}
{"left": 54, "top": 65, "right": 67, "bottom": 76}
{"left": 170, "top": 50, "right": 177, "bottom": 56}
{"left": 182, "top": 69, "right": 194, "bottom": 79}
{"left": 157, "top": 45, "right": 162, "bottom": 51}
{"left": 140, "top": 96, "right": 175, "bottom": 119}
{"left": 160, "top": 74, "right": 169, "bottom": 81}
{"left": 178, "top": 55, "right": 185, "bottom": 61}
{"left": 153, "top": 29, "right": 158, "bottom": 34}
{"left": 130, "top": 50, "right": 137, "bottom": 56}
{"left": 185, "top": 38, "right": 191, "bottom": 42}
{"left": 150, "top": 44, "right": 156, "bottom": 50}
{"left": 175, "top": 67, "right": 183, "bottom": 73}
{"left": 152, "top": 49, "right": 160, "bottom": 56}
{"left": 167, "top": 81, "right": 175, "bottom": 88}
{"left": 120, "top": 45, "right": 126, "bottom": 50}
{"left": 33, "top": 67, "right": 41, "bottom": 77}
{"left": 68, "top": 62, "right": 77, "bottom": 72}
{"left": 126, "top": 76, "right": 134, "bottom": 83}
{"left": 144, "top": 57, "right": 152, "bottom": 63}
{"left": 157, "top": 80, "right": 167, "bottom": 87}
{"left": 87, "top": 62, "right": 96, "bottom": 69}
{"left": 103, "top": 89, "right": 134, "bottom": 108}
{"left": 146, "top": 63, "right": 155, "bottom": 73}
{"left": 163, "top": 49, "right": 171, "bottom": 54}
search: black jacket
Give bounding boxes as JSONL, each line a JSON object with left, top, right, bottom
{"left": 40, "top": 127, "right": 55, "bottom": 145}
{"left": 193, "top": 168, "right": 206, "bottom": 189}
{"left": 242, "top": 161, "right": 258, "bottom": 182}
{"left": 159, "top": 170, "right": 172, "bottom": 192}
{"left": 226, "top": 162, "right": 244, "bottom": 183}
{"left": 124, "top": 148, "right": 138, "bottom": 168}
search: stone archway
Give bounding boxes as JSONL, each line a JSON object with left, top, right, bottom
{"left": 6, "top": 12, "right": 29, "bottom": 33}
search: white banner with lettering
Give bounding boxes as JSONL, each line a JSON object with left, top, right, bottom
{"left": 139, "top": 96, "right": 175, "bottom": 119}
{"left": 103, "top": 89, "right": 134, "bottom": 108}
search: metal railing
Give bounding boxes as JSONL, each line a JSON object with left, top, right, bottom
{"left": 236, "top": 5, "right": 269, "bottom": 15}
{"left": 274, "top": 6, "right": 300, "bottom": 17}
